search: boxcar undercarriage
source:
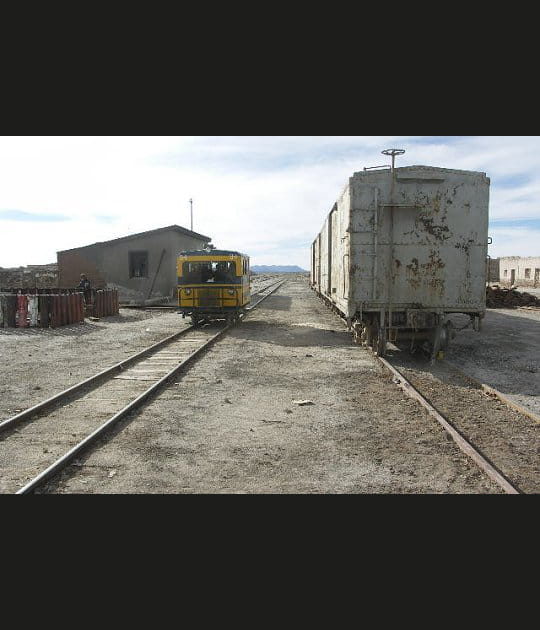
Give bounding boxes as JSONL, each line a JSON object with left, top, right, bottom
{"left": 313, "top": 287, "right": 484, "bottom": 361}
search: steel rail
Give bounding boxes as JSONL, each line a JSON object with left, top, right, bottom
{"left": 313, "top": 280, "right": 523, "bottom": 493}
{"left": 377, "top": 356, "right": 521, "bottom": 495}
{"left": 15, "top": 279, "right": 285, "bottom": 494}
{"left": 1, "top": 280, "right": 284, "bottom": 436}
{"left": 246, "top": 280, "right": 284, "bottom": 311}
{"left": 0, "top": 325, "right": 195, "bottom": 435}
{"left": 444, "top": 360, "right": 540, "bottom": 426}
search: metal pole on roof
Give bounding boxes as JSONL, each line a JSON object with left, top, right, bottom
{"left": 382, "top": 148, "right": 405, "bottom": 173}
{"left": 189, "top": 198, "right": 193, "bottom": 232}
{"left": 381, "top": 149, "right": 405, "bottom": 345}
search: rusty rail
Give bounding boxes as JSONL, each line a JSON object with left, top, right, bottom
{"left": 377, "top": 356, "right": 521, "bottom": 494}
{"left": 444, "top": 360, "right": 540, "bottom": 426}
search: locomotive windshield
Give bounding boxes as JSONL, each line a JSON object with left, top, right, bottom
{"left": 180, "top": 261, "right": 239, "bottom": 284}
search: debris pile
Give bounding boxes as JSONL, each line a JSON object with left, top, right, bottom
{"left": 486, "top": 285, "right": 540, "bottom": 309}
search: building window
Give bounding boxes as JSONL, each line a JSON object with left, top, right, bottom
{"left": 503, "top": 270, "right": 508, "bottom": 277}
{"left": 129, "top": 251, "right": 148, "bottom": 278}
{"left": 525, "top": 268, "right": 531, "bottom": 279}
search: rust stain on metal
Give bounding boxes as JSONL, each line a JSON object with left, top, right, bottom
{"left": 407, "top": 258, "right": 419, "bottom": 274}
{"left": 406, "top": 258, "right": 421, "bottom": 289}
{"left": 400, "top": 190, "right": 453, "bottom": 243}
{"left": 423, "top": 250, "right": 445, "bottom": 271}
{"left": 417, "top": 215, "right": 451, "bottom": 241}
{"left": 420, "top": 250, "right": 446, "bottom": 297}
{"left": 405, "top": 251, "right": 446, "bottom": 296}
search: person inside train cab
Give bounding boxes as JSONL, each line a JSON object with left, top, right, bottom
{"left": 202, "top": 263, "right": 213, "bottom": 283}
{"left": 213, "top": 262, "right": 228, "bottom": 283}
{"left": 225, "top": 262, "right": 236, "bottom": 282}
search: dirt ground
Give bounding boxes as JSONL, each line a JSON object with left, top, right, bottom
{"left": 0, "top": 308, "right": 191, "bottom": 421}
{"left": 0, "top": 275, "right": 275, "bottom": 422}
{"left": 446, "top": 308, "right": 540, "bottom": 418}
{"left": 29, "top": 274, "right": 506, "bottom": 494}
{"left": 386, "top": 350, "right": 539, "bottom": 493}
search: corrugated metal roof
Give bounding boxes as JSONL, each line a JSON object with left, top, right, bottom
{"left": 57, "top": 225, "right": 211, "bottom": 253}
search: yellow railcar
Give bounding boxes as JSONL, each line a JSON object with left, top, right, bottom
{"left": 177, "top": 249, "right": 250, "bottom": 324}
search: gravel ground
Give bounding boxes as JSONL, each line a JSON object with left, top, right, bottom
{"left": 447, "top": 308, "right": 540, "bottom": 417}
{"left": 0, "top": 275, "right": 276, "bottom": 422}
{"left": 0, "top": 309, "right": 191, "bottom": 422}
{"left": 35, "top": 274, "right": 501, "bottom": 494}
{"left": 386, "top": 351, "right": 540, "bottom": 493}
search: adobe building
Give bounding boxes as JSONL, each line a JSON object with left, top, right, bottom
{"left": 499, "top": 256, "right": 540, "bottom": 287}
{"left": 57, "top": 225, "right": 212, "bottom": 304}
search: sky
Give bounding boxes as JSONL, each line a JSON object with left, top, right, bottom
{"left": 0, "top": 136, "right": 539, "bottom": 269}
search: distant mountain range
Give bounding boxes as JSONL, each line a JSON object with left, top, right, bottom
{"left": 252, "top": 265, "right": 307, "bottom": 273}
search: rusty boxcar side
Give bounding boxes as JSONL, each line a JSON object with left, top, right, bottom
{"left": 311, "top": 165, "right": 490, "bottom": 358}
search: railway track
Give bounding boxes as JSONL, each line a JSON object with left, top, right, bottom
{"left": 377, "top": 348, "right": 540, "bottom": 494}
{"left": 0, "top": 280, "right": 284, "bottom": 494}
{"left": 316, "top": 293, "right": 539, "bottom": 494}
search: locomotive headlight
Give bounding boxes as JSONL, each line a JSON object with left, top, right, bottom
{"left": 184, "top": 289, "right": 192, "bottom": 295}
{"left": 227, "top": 289, "right": 235, "bottom": 295}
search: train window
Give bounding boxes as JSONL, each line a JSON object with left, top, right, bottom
{"left": 181, "top": 261, "right": 238, "bottom": 284}
{"left": 129, "top": 251, "right": 148, "bottom": 278}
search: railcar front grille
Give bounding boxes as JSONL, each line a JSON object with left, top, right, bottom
{"left": 198, "top": 289, "right": 220, "bottom": 307}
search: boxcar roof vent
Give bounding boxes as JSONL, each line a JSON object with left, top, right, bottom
{"left": 364, "top": 148, "right": 406, "bottom": 172}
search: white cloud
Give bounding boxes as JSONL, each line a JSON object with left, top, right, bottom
{"left": 0, "top": 136, "right": 539, "bottom": 269}
{"left": 489, "top": 225, "right": 540, "bottom": 258}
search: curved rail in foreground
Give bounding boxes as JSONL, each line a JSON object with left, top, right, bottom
{"left": 13, "top": 280, "right": 285, "bottom": 494}
{"left": 376, "top": 356, "right": 521, "bottom": 495}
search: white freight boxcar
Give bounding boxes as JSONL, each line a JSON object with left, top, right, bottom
{"left": 311, "top": 163, "right": 490, "bottom": 359}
